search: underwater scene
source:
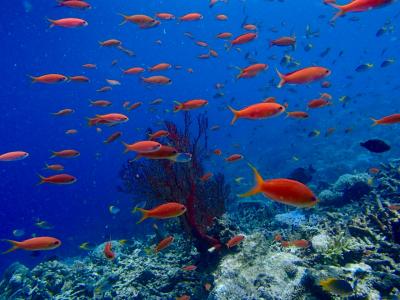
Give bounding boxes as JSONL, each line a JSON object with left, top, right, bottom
{"left": 1, "top": 0, "right": 400, "bottom": 299}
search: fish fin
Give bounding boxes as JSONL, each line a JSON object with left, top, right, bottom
{"left": 46, "top": 18, "right": 55, "bottom": 28}
{"left": 87, "top": 117, "right": 96, "bottom": 127}
{"left": 122, "top": 142, "right": 130, "bottom": 153}
{"left": 328, "top": 3, "right": 345, "bottom": 22}
{"left": 173, "top": 101, "right": 182, "bottom": 112}
{"left": 28, "top": 75, "right": 37, "bottom": 83}
{"left": 37, "top": 174, "right": 46, "bottom": 185}
{"left": 50, "top": 152, "right": 56, "bottom": 158}
{"left": 118, "top": 13, "right": 128, "bottom": 26}
{"left": 238, "top": 163, "right": 264, "bottom": 198}
{"left": 1, "top": 240, "right": 19, "bottom": 254}
{"left": 275, "top": 68, "right": 286, "bottom": 88}
{"left": 370, "top": 118, "right": 378, "bottom": 126}
{"left": 227, "top": 106, "right": 239, "bottom": 125}
{"left": 134, "top": 207, "right": 149, "bottom": 224}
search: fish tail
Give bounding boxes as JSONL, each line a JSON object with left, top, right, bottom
{"left": 227, "top": 105, "right": 239, "bottom": 125}
{"left": 37, "top": 174, "right": 46, "bottom": 185}
{"left": 1, "top": 240, "right": 19, "bottom": 254}
{"left": 118, "top": 13, "right": 128, "bottom": 26}
{"left": 122, "top": 142, "right": 130, "bottom": 153}
{"left": 328, "top": 3, "right": 345, "bottom": 22}
{"left": 87, "top": 117, "right": 96, "bottom": 127}
{"left": 370, "top": 118, "right": 378, "bottom": 127}
{"left": 173, "top": 101, "right": 182, "bottom": 112}
{"left": 134, "top": 207, "right": 150, "bottom": 224}
{"left": 28, "top": 75, "right": 37, "bottom": 83}
{"left": 268, "top": 40, "right": 273, "bottom": 48}
{"left": 238, "top": 163, "right": 264, "bottom": 198}
{"left": 275, "top": 68, "right": 286, "bottom": 88}
{"left": 46, "top": 18, "right": 55, "bottom": 28}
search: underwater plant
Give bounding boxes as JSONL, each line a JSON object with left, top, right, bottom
{"left": 119, "top": 112, "right": 230, "bottom": 253}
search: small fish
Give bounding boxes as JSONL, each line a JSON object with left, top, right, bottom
{"left": 182, "top": 265, "right": 197, "bottom": 271}
{"left": 119, "top": 239, "right": 128, "bottom": 245}
{"left": 47, "top": 18, "right": 88, "bottom": 28}
{"left": 280, "top": 239, "right": 310, "bottom": 248}
{"left": 155, "top": 236, "right": 174, "bottom": 253}
{"left": 371, "top": 113, "right": 400, "bottom": 126}
{"left": 69, "top": 75, "right": 89, "bottom": 83}
{"left": 109, "top": 206, "right": 120, "bottom": 215}
{"left": 226, "top": 235, "right": 245, "bottom": 248}
{"left": 51, "top": 149, "right": 80, "bottom": 158}
{"left": 0, "top": 151, "right": 29, "bottom": 162}
{"left": 308, "top": 130, "right": 320, "bottom": 138}
{"left": 380, "top": 58, "right": 395, "bottom": 68}
{"left": 1, "top": 237, "right": 61, "bottom": 254}
{"left": 104, "top": 132, "right": 122, "bottom": 144}
{"left": 173, "top": 153, "right": 192, "bottom": 163}
{"left": 52, "top": 108, "right": 74, "bottom": 116}
{"left": 104, "top": 242, "right": 115, "bottom": 260}
{"left": 228, "top": 103, "right": 285, "bottom": 125}
{"left": 88, "top": 113, "right": 128, "bottom": 126}
{"left": 38, "top": 174, "right": 77, "bottom": 185}
{"left": 225, "top": 154, "right": 243, "bottom": 162}
{"left": 133, "top": 202, "right": 187, "bottom": 223}
{"left": 174, "top": 99, "right": 208, "bottom": 112}
{"left": 35, "top": 220, "right": 54, "bottom": 230}
{"left": 122, "top": 141, "right": 161, "bottom": 154}
{"left": 79, "top": 242, "right": 93, "bottom": 250}
{"left": 65, "top": 129, "right": 77, "bottom": 135}
{"left": 213, "top": 149, "right": 222, "bottom": 155}
{"left": 12, "top": 229, "right": 25, "bottom": 237}
{"left": 360, "top": 139, "right": 390, "bottom": 153}
{"left": 319, "top": 278, "right": 353, "bottom": 296}
{"left": 355, "top": 63, "right": 373, "bottom": 72}
{"left": 200, "top": 172, "right": 213, "bottom": 182}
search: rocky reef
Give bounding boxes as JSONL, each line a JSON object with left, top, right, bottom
{"left": 1, "top": 160, "right": 400, "bottom": 299}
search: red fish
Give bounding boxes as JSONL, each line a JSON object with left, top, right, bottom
{"left": 52, "top": 108, "right": 74, "bottom": 116}
{"left": 276, "top": 67, "right": 331, "bottom": 88}
{"left": 155, "top": 236, "right": 174, "bottom": 252}
{"left": 47, "top": 18, "right": 88, "bottom": 28}
{"left": 180, "top": 13, "right": 203, "bottom": 21}
{"left": 69, "top": 75, "right": 89, "bottom": 82}
{"left": 281, "top": 239, "right": 310, "bottom": 248}
{"left": 286, "top": 111, "right": 309, "bottom": 119}
{"left": 141, "top": 76, "right": 172, "bottom": 85}
{"left": 38, "top": 174, "right": 77, "bottom": 185}
{"left": 231, "top": 33, "right": 257, "bottom": 46}
{"left": 307, "top": 98, "right": 332, "bottom": 109}
{"left": 104, "top": 242, "right": 115, "bottom": 259}
{"left": 123, "top": 141, "right": 161, "bottom": 153}
{"left": 149, "top": 130, "right": 169, "bottom": 140}
{"left": 156, "top": 13, "right": 175, "bottom": 20}
{"left": 90, "top": 100, "right": 112, "bottom": 107}
{"left": 149, "top": 63, "right": 171, "bottom": 72}
{"left": 30, "top": 74, "right": 68, "bottom": 84}
{"left": 58, "top": 0, "right": 91, "bottom": 9}
{"left": 239, "top": 164, "right": 318, "bottom": 208}
{"left": 200, "top": 172, "right": 213, "bottom": 182}
{"left": 2, "top": 237, "right": 61, "bottom": 254}
{"left": 122, "top": 67, "right": 145, "bottom": 75}
{"left": 182, "top": 265, "right": 197, "bottom": 271}
{"left": 0, "top": 151, "right": 29, "bottom": 161}
{"left": 237, "top": 63, "right": 268, "bottom": 79}
{"left": 51, "top": 149, "right": 80, "bottom": 158}
{"left": 44, "top": 163, "right": 64, "bottom": 171}
{"left": 225, "top": 154, "right": 243, "bottom": 162}
{"left": 216, "top": 32, "right": 232, "bottom": 39}
{"left": 228, "top": 102, "right": 285, "bottom": 125}
{"left": 88, "top": 113, "right": 128, "bottom": 126}
{"left": 127, "top": 102, "right": 142, "bottom": 111}
{"left": 134, "top": 202, "right": 187, "bottom": 223}
{"left": 174, "top": 99, "right": 208, "bottom": 112}
{"left": 104, "top": 131, "right": 122, "bottom": 144}
{"left": 226, "top": 235, "right": 245, "bottom": 248}
{"left": 99, "top": 39, "right": 122, "bottom": 47}
{"left": 371, "top": 113, "right": 400, "bottom": 126}
{"left": 328, "top": 0, "right": 393, "bottom": 22}
{"left": 269, "top": 36, "right": 296, "bottom": 48}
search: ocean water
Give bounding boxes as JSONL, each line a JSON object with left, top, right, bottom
{"left": 0, "top": 0, "right": 399, "bottom": 298}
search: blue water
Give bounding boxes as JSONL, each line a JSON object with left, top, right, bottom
{"left": 0, "top": 0, "right": 399, "bottom": 273}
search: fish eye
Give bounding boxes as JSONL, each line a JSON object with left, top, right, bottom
{"left": 278, "top": 107, "right": 283, "bottom": 110}
{"left": 325, "top": 70, "right": 330, "bottom": 73}
{"left": 53, "top": 241, "right": 60, "bottom": 245}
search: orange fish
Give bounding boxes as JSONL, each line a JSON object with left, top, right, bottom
{"left": 2, "top": 237, "right": 61, "bottom": 254}
{"left": 90, "top": 100, "right": 112, "bottom": 107}
{"left": 96, "top": 86, "right": 112, "bottom": 92}
{"left": 276, "top": 66, "right": 331, "bottom": 88}
{"left": 38, "top": 174, "right": 77, "bottom": 185}
{"left": 123, "top": 67, "right": 145, "bottom": 75}
{"left": 106, "top": 79, "right": 121, "bottom": 86}
{"left": 216, "top": 32, "right": 233, "bottom": 39}
{"left": 82, "top": 63, "right": 96, "bottom": 69}
{"left": 281, "top": 239, "right": 310, "bottom": 248}
{"left": 226, "top": 235, "right": 245, "bottom": 248}
{"left": 182, "top": 265, "right": 197, "bottom": 271}
{"left": 213, "top": 149, "right": 222, "bottom": 155}
{"left": 141, "top": 76, "right": 172, "bottom": 85}
{"left": 321, "top": 81, "right": 331, "bottom": 88}
{"left": 65, "top": 129, "right": 77, "bottom": 135}
{"left": 274, "top": 234, "right": 283, "bottom": 242}
{"left": 134, "top": 202, "right": 187, "bottom": 223}
{"left": 210, "top": 49, "right": 218, "bottom": 57}
{"left": 371, "top": 113, "right": 400, "bottom": 126}
{"left": 149, "top": 130, "right": 169, "bottom": 140}
{"left": 104, "top": 241, "right": 115, "bottom": 260}
{"left": 228, "top": 102, "right": 285, "bottom": 125}
{"left": 128, "top": 102, "right": 142, "bottom": 111}
{"left": 29, "top": 74, "right": 68, "bottom": 84}
{"left": 69, "top": 75, "right": 89, "bottom": 82}
{"left": 243, "top": 24, "right": 257, "bottom": 31}
{"left": 155, "top": 236, "right": 174, "bottom": 252}
{"left": 225, "top": 154, "right": 243, "bottom": 162}
{"left": 239, "top": 164, "right": 318, "bottom": 208}
{"left": 119, "top": 14, "right": 158, "bottom": 26}
{"left": 123, "top": 140, "right": 162, "bottom": 153}
{"left": 174, "top": 99, "right": 208, "bottom": 112}
{"left": 99, "top": 39, "right": 122, "bottom": 47}
{"left": 44, "top": 163, "right": 64, "bottom": 171}
{"left": 47, "top": 18, "right": 88, "bottom": 28}
{"left": 270, "top": 36, "right": 296, "bottom": 48}
{"left": 104, "top": 131, "right": 122, "bottom": 144}
{"left": 237, "top": 63, "right": 268, "bottom": 79}
{"left": 320, "top": 93, "right": 333, "bottom": 100}
{"left": 287, "top": 111, "right": 309, "bottom": 119}
{"left": 307, "top": 98, "right": 332, "bottom": 109}
{"left": 231, "top": 33, "right": 257, "bottom": 45}
{"left": 195, "top": 41, "right": 208, "bottom": 47}
{"left": 149, "top": 63, "right": 171, "bottom": 72}
{"left": 51, "top": 149, "right": 80, "bottom": 158}
{"left": 180, "top": 13, "right": 203, "bottom": 21}
{"left": 216, "top": 14, "right": 228, "bottom": 21}
{"left": 88, "top": 113, "right": 128, "bottom": 126}
{"left": 0, "top": 151, "right": 29, "bottom": 161}
{"left": 328, "top": 0, "right": 393, "bottom": 22}
{"left": 200, "top": 172, "right": 213, "bottom": 182}
{"left": 134, "top": 145, "right": 180, "bottom": 160}
{"left": 52, "top": 108, "right": 74, "bottom": 116}
{"left": 58, "top": 0, "right": 91, "bottom": 9}
{"left": 156, "top": 13, "right": 175, "bottom": 20}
